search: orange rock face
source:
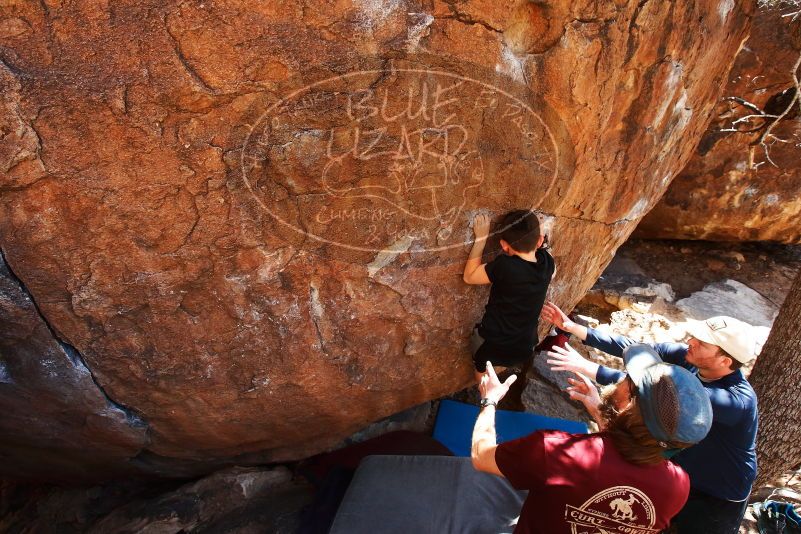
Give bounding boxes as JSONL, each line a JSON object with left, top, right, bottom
{"left": 636, "top": 5, "right": 801, "bottom": 243}
{"left": 0, "top": 0, "right": 753, "bottom": 478}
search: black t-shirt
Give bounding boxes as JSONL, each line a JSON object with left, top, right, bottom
{"left": 479, "top": 249, "right": 555, "bottom": 350}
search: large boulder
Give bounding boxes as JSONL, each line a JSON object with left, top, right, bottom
{"left": 0, "top": 0, "right": 753, "bottom": 479}
{"left": 636, "top": 5, "right": 801, "bottom": 243}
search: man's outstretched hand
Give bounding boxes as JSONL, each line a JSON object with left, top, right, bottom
{"left": 541, "top": 301, "right": 572, "bottom": 330}
{"left": 546, "top": 343, "right": 598, "bottom": 379}
{"left": 541, "top": 301, "right": 589, "bottom": 342}
{"left": 479, "top": 362, "right": 517, "bottom": 404}
{"left": 472, "top": 361, "right": 512, "bottom": 476}
{"left": 566, "top": 371, "right": 603, "bottom": 425}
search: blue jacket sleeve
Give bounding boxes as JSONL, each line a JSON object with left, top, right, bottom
{"left": 596, "top": 366, "right": 625, "bottom": 385}
{"left": 706, "top": 386, "right": 751, "bottom": 426}
{"left": 583, "top": 327, "right": 692, "bottom": 385}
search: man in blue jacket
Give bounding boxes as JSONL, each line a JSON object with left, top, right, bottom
{"left": 541, "top": 302, "right": 763, "bottom": 534}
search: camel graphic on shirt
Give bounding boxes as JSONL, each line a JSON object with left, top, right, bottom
{"left": 609, "top": 494, "right": 638, "bottom": 521}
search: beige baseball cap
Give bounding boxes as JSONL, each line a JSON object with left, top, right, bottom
{"left": 685, "top": 316, "right": 766, "bottom": 364}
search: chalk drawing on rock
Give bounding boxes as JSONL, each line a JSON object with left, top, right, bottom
{"left": 241, "top": 59, "right": 571, "bottom": 257}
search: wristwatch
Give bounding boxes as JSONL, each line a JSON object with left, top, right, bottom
{"left": 480, "top": 398, "right": 497, "bottom": 408}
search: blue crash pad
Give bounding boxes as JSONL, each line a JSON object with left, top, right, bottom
{"left": 433, "top": 399, "right": 589, "bottom": 457}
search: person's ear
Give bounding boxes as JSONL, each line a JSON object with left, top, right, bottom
{"left": 537, "top": 234, "right": 545, "bottom": 249}
{"left": 500, "top": 239, "right": 511, "bottom": 254}
{"left": 718, "top": 350, "right": 734, "bottom": 370}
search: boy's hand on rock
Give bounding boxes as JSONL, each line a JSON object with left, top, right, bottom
{"left": 473, "top": 213, "right": 490, "bottom": 241}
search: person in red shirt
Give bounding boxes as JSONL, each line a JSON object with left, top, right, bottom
{"left": 471, "top": 344, "right": 713, "bottom": 534}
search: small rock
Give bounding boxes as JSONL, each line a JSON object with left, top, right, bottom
{"left": 574, "top": 314, "right": 600, "bottom": 329}
{"left": 87, "top": 466, "right": 312, "bottom": 534}
{"left": 676, "top": 279, "right": 778, "bottom": 327}
{"left": 345, "top": 402, "right": 433, "bottom": 443}
{"left": 602, "top": 291, "right": 621, "bottom": 308}
{"left": 625, "top": 283, "right": 676, "bottom": 303}
{"left": 723, "top": 251, "right": 746, "bottom": 263}
{"left": 706, "top": 258, "right": 726, "bottom": 271}
{"left": 629, "top": 299, "right": 654, "bottom": 314}
{"left": 521, "top": 369, "right": 588, "bottom": 423}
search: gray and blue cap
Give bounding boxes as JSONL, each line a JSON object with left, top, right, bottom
{"left": 623, "top": 344, "right": 713, "bottom": 445}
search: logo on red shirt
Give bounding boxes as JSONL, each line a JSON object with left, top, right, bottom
{"left": 565, "top": 486, "right": 658, "bottom": 534}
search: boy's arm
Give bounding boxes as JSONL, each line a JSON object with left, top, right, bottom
{"left": 463, "top": 214, "right": 491, "bottom": 285}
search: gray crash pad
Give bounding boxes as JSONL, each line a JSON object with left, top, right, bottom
{"left": 329, "top": 455, "right": 527, "bottom": 534}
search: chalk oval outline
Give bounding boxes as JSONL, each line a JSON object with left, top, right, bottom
{"left": 241, "top": 65, "right": 565, "bottom": 254}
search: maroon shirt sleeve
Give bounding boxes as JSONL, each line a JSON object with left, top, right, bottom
{"left": 666, "top": 464, "right": 692, "bottom": 521}
{"left": 495, "top": 430, "right": 548, "bottom": 491}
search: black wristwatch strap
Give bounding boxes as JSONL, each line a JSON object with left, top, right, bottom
{"left": 480, "top": 398, "right": 497, "bottom": 408}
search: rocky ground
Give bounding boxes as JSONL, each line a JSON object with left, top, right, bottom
{"left": 2, "top": 238, "right": 800, "bottom": 532}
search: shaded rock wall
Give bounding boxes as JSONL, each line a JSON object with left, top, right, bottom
{"left": 0, "top": 467, "right": 311, "bottom": 532}
{"left": 0, "top": 252, "right": 148, "bottom": 480}
{"left": 636, "top": 5, "right": 801, "bottom": 243}
{"left": 0, "top": 0, "right": 753, "bottom": 479}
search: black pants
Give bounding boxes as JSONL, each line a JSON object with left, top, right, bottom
{"left": 470, "top": 327, "right": 533, "bottom": 372}
{"left": 668, "top": 488, "right": 748, "bottom": 534}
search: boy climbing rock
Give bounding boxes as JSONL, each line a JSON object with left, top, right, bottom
{"left": 463, "top": 210, "right": 555, "bottom": 380}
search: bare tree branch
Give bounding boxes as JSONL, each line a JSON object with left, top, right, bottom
{"left": 724, "top": 96, "right": 767, "bottom": 115}
{"left": 750, "top": 49, "right": 801, "bottom": 166}
{"left": 732, "top": 113, "right": 779, "bottom": 125}
{"left": 717, "top": 1, "right": 801, "bottom": 168}
{"left": 781, "top": 9, "right": 801, "bottom": 21}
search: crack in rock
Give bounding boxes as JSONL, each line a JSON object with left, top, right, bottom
{"left": 0, "top": 247, "right": 150, "bottom": 431}
{"left": 440, "top": 0, "right": 503, "bottom": 34}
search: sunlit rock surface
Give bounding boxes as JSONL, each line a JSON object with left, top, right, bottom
{"left": 636, "top": 5, "right": 801, "bottom": 243}
{"left": 0, "top": 0, "right": 753, "bottom": 478}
